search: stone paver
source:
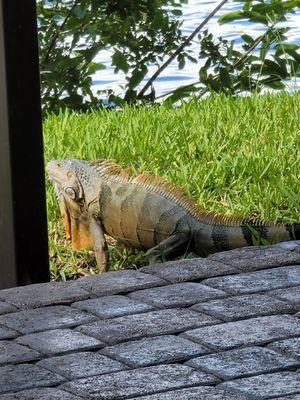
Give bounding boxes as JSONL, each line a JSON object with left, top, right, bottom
{"left": 0, "top": 364, "right": 65, "bottom": 395}
{"left": 0, "top": 325, "right": 20, "bottom": 340}
{"left": 202, "top": 266, "right": 300, "bottom": 294}
{"left": 0, "top": 306, "right": 97, "bottom": 334}
{"left": 186, "top": 346, "right": 300, "bottom": 379}
{"left": 101, "top": 335, "right": 210, "bottom": 367}
{"left": 219, "top": 371, "right": 300, "bottom": 399}
{"left": 268, "top": 286, "right": 300, "bottom": 304}
{"left": 128, "top": 386, "right": 247, "bottom": 399}
{"left": 72, "top": 295, "right": 155, "bottom": 319}
{"left": 192, "top": 293, "right": 297, "bottom": 321}
{"left": 181, "top": 315, "right": 300, "bottom": 350}
{"left": 72, "top": 270, "right": 166, "bottom": 296}
{"left": 268, "top": 337, "right": 300, "bottom": 360}
{"left": 77, "top": 308, "right": 219, "bottom": 344}
{"left": 16, "top": 328, "right": 105, "bottom": 355}
{"left": 129, "top": 282, "right": 227, "bottom": 308}
{"left": 0, "top": 388, "right": 84, "bottom": 399}
{"left": 0, "top": 302, "right": 17, "bottom": 315}
{"left": 208, "top": 245, "right": 300, "bottom": 271}
{"left": 37, "top": 351, "right": 127, "bottom": 379}
{"left": 141, "top": 258, "right": 238, "bottom": 283}
{"left": 0, "top": 282, "right": 92, "bottom": 310}
{"left": 273, "top": 241, "right": 300, "bottom": 251}
{"left": 0, "top": 242, "right": 299, "bottom": 399}
{"left": 0, "top": 340, "right": 41, "bottom": 364}
{"left": 61, "top": 364, "right": 219, "bottom": 400}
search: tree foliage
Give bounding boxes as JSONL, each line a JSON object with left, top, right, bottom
{"left": 37, "top": 0, "right": 300, "bottom": 111}
{"left": 166, "top": 0, "right": 300, "bottom": 103}
{"left": 38, "top": 0, "right": 187, "bottom": 112}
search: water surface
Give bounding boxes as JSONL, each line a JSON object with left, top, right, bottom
{"left": 93, "top": 0, "right": 300, "bottom": 97}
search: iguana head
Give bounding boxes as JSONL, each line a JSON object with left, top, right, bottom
{"left": 46, "top": 158, "right": 100, "bottom": 251}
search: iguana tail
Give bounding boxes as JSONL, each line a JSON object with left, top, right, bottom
{"left": 193, "top": 217, "right": 300, "bottom": 256}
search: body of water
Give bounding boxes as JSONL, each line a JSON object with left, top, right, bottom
{"left": 92, "top": 0, "right": 300, "bottom": 97}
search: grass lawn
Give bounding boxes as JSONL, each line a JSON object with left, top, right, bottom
{"left": 44, "top": 92, "right": 300, "bottom": 280}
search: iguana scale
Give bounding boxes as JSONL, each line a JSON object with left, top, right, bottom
{"left": 46, "top": 158, "right": 300, "bottom": 271}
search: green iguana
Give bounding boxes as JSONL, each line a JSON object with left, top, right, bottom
{"left": 46, "top": 158, "right": 300, "bottom": 272}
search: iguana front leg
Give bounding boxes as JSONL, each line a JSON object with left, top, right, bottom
{"left": 146, "top": 233, "right": 190, "bottom": 264}
{"left": 89, "top": 216, "right": 109, "bottom": 273}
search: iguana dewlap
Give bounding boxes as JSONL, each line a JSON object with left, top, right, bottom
{"left": 46, "top": 158, "right": 300, "bottom": 272}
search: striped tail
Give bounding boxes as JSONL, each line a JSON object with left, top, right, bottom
{"left": 193, "top": 220, "right": 300, "bottom": 256}
{"left": 241, "top": 222, "right": 300, "bottom": 246}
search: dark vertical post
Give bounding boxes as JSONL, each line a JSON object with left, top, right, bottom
{"left": 0, "top": 0, "right": 50, "bottom": 288}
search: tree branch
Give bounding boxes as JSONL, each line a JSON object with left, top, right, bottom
{"left": 156, "top": 24, "right": 276, "bottom": 101}
{"left": 42, "top": 0, "right": 81, "bottom": 66}
{"left": 233, "top": 23, "right": 275, "bottom": 69}
{"left": 137, "top": 0, "right": 229, "bottom": 99}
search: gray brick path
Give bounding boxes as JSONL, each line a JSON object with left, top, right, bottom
{"left": 208, "top": 244, "right": 300, "bottom": 271}
{"left": 0, "top": 364, "right": 65, "bottom": 395}
{"left": 191, "top": 293, "right": 297, "bottom": 321}
{"left": 0, "top": 388, "right": 84, "bottom": 399}
{"left": 219, "top": 371, "right": 300, "bottom": 399}
{"left": 77, "top": 308, "right": 218, "bottom": 344}
{"left": 268, "top": 338, "right": 300, "bottom": 360}
{"left": 0, "top": 305, "right": 97, "bottom": 334}
{"left": 0, "top": 302, "right": 17, "bottom": 315}
{"left": 72, "top": 295, "right": 155, "bottom": 318}
{"left": 128, "top": 282, "right": 227, "bottom": 308}
{"left": 0, "top": 241, "right": 299, "bottom": 399}
{"left": 100, "top": 335, "right": 209, "bottom": 367}
{"left": 61, "top": 364, "right": 219, "bottom": 400}
{"left": 0, "top": 325, "right": 19, "bottom": 340}
{"left": 140, "top": 258, "right": 238, "bottom": 282}
{"left": 185, "top": 346, "right": 300, "bottom": 379}
{"left": 181, "top": 315, "right": 300, "bottom": 350}
{"left": 269, "top": 286, "right": 300, "bottom": 304}
{"left": 0, "top": 340, "right": 41, "bottom": 365}
{"left": 37, "top": 351, "right": 128, "bottom": 379}
{"left": 128, "top": 386, "right": 248, "bottom": 399}
{"left": 16, "top": 329, "right": 104, "bottom": 355}
{"left": 202, "top": 265, "right": 300, "bottom": 294}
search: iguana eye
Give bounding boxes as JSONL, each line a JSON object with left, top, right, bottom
{"left": 57, "top": 163, "right": 63, "bottom": 168}
{"left": 65, "top": 187, "right": 76, "bottom": 199}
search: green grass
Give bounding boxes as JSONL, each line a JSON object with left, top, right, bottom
{"left": 44, "top": 92, "right": 300, "bottom": 280}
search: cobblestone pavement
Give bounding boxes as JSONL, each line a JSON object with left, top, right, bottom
{"left": 0, "top": 242, "right": 300, "bottom": 399}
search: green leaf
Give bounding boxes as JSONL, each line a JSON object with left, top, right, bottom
{"left": 219, "top": 67, "right": 232, "bottom": 89}
{"left": 218, "top": 11, "right": 245, "bottom": 24}
{"left": 171, "top": 9, "right": 183, "bottom": 16}
{"left": 241, "top": 34, "right": 255, "bottom": 44}
{"left": 128, "top": 67, "right": 147, "bottom": 88}
{"left": 275, "top": 43, "right": 299, "bottom": 55}
{"left": 178, "top": 54, "right": 185, "bottom": 70}
{"left": 219, "top": 10, "right": 268, "bottom": 25}
{"left": 166, "top": 86, "right": 199, "bottom": 103}
{"left": 187, "top": 55, "right": 197, "bottom": 63}
{"left": 124, "top": 88, "right": 137, "bottom": 103}
{"left": 263, "top": 59, "right": 288, "bottom": 77}
{"left": 112, "top": 50, "right": 129, "bottom": 73}
{"left": 74, "top": 5, "right": 87, "bottom": 19}
{"left": 263, "top": 80, "right": 285, "bottom": 89}
{"left": 199, "top": 67, "right": 208, "bottom": 83}
{"left": 207, "top": 77, "right": 222, "bottom": 92}
{"left": 91, "top": 0, "right": 100, "bottom": 13}
{"left": 87, "top": 62, "right": 106, "bottom": 74}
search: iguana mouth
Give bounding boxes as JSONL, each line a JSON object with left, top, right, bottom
{"left": 46, "top": 168, "right": 62, "bottom": 185}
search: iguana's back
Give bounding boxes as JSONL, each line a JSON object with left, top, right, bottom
{"left": 98, "top": 177, "right": 196, "bottom": 250}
